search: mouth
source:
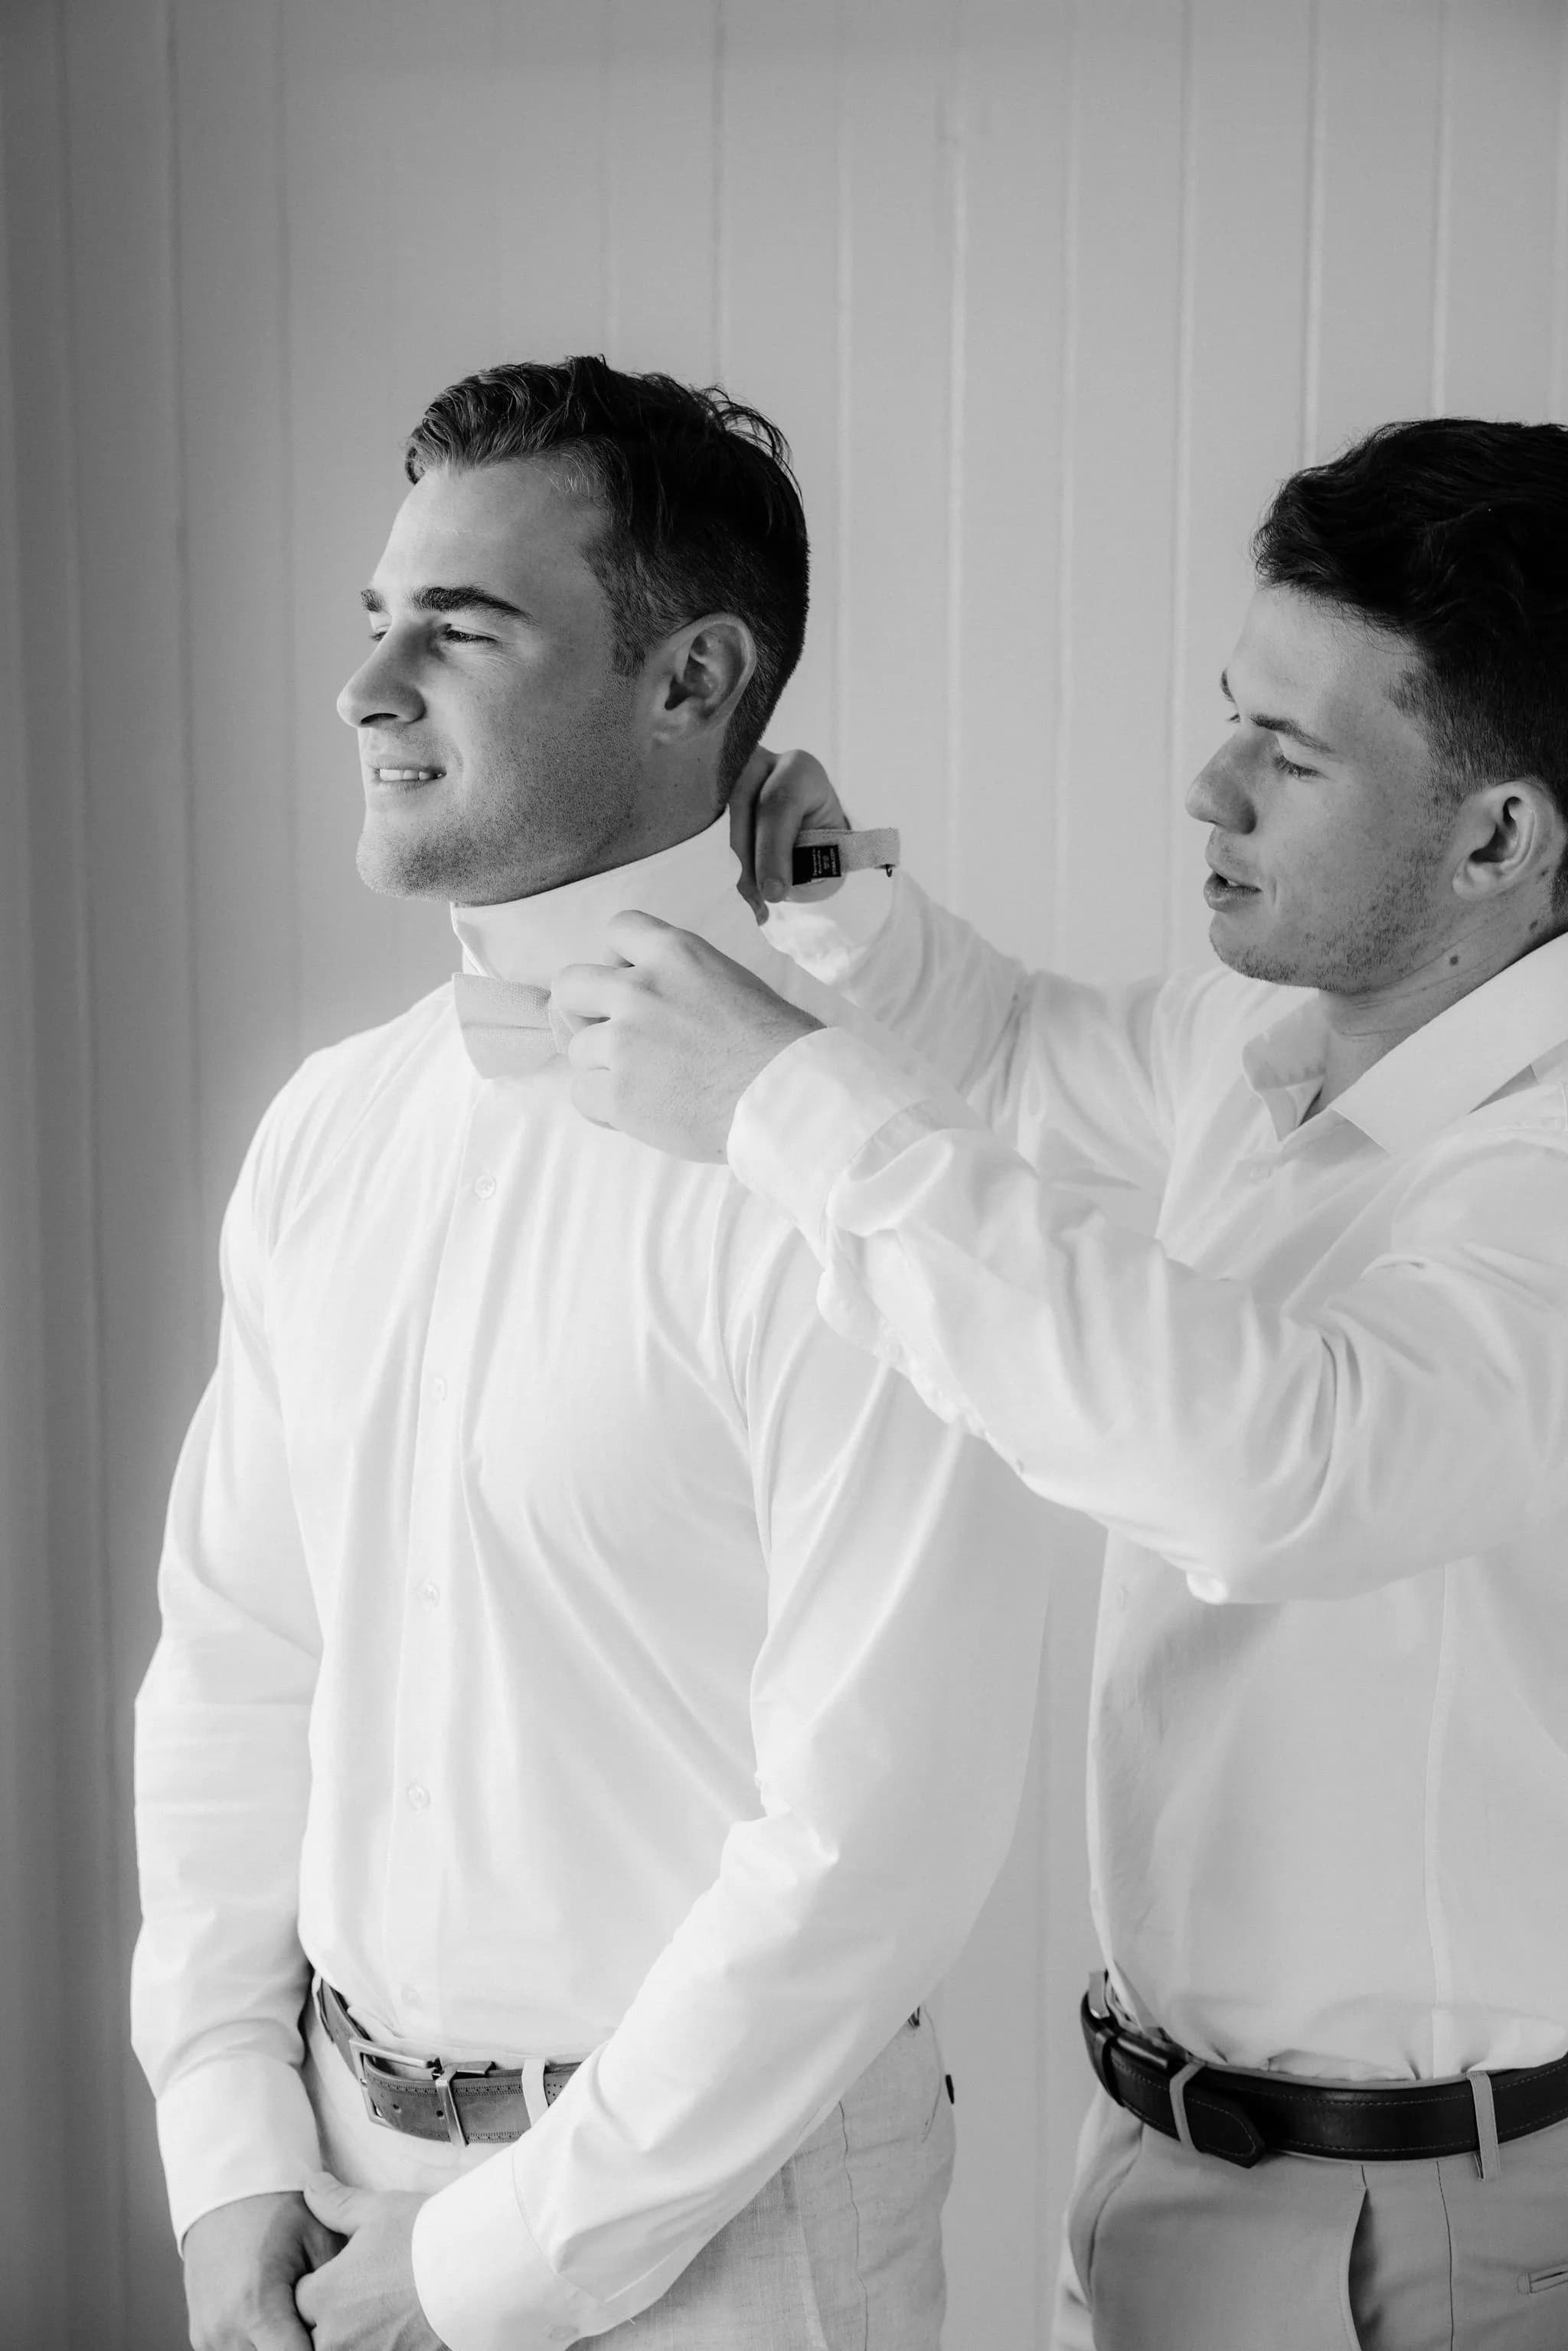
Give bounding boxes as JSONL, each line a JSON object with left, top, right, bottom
{"left": 366, "top": 763, "right": 446, "bottom": 788}
{"left": 1203, "top": 866, "right": 1260, "bottom": 909}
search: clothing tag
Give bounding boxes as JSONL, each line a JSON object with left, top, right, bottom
{"left": 789, "top": 828, "right": 900, "bottom": 888}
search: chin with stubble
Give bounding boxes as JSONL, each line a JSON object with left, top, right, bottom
{"left": 356, "top": 723, "right": 641, "bottom": 909}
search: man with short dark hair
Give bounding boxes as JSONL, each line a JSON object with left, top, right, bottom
{"left": 132, "top": 357, "right": 1051, "bottom": 2351}
{"left": 562, "top": 417, "right": 1568, "bottom": 2347}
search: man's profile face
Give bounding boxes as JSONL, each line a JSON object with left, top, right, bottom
{"left": 338, "top": 459, "right": 642, "bottom": 905}
{"left": 1185, "top": 583, "right": 1460, "bottom": 995}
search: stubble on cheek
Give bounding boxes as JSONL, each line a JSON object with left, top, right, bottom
{"left": 355, "top": 687, "right": 642, "bottom": 903}
{"left": 1218, "top": 831, "right": 1447, "bottom": 993}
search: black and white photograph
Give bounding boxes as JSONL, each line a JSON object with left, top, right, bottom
{"left": 5, "top": 5, "right": 1568, "bottom": 2347}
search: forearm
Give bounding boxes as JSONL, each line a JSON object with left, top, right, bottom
{"left": 766, "top": 870, "right": 1031, "bottom": 1125}
{"left": 413, "top": 1795, "right": 1019, "bottom": 2346}
{"left": 767, "top": 870, "right": 1186, "bottom": 1188}
{"left": 133, "top": 1638, "right": 321, "bottom": 2237}
{"left": 730, "top": 1030, "right": 1568, "bottom": 1601}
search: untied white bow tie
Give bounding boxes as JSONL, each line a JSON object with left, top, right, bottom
{"left": 452, "top": 975, "right": 581, "bottom": 1079}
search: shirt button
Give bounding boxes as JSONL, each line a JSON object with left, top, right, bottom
{"left": 474, "top": 1173, "right": 497, "bottom": 1200}
{"left": 407, "top": 1781, "right": 431, "bottom": 1811}
{"left": 547, "top": 2333, "right": 575, "bottom": 2344}
{"left": 418, "top": 1580, "right": 442, "bottom": 1609}
{"left": 400, "top": 1983, "right": 423, "bottom": 2009}
{"left": 430, "top": 1373, "right": 449, "bottom": 1402}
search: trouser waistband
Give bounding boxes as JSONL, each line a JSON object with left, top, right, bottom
{"left": 315, "top": 1974, "right": 580, "bottom": 2149}
{"left": 1081, "top": 1976, "right": 1568, "bottom": 2171}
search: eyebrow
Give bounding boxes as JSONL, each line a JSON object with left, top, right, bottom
{"left": 361, "top": 583, "right": 530, "bottom": 624}
{"left": 1220, "top": 668, "right": 1337, "bottom": 757}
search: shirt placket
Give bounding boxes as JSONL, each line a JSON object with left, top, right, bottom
{"left": 382, "top": 1088, "right": 503, "bottom": 2036}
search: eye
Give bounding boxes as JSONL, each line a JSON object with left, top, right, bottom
{"left": 367, "top": 629, "right": 388, "bottom": 644}
{"left": 438, "top": 625, "right": 492, "bottom": 645}
{"left": 1272, "top": 751, "right": 1315, "bottom": 779}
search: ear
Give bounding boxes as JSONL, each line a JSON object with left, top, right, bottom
{"left": 647, "top": 613, "right": 756, "bottom": 749}
{"left": 1450, "top": 777, "right": 1567, "bottom": 906}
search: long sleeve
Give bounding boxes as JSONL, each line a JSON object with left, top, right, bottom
{"left": 765, "top": 868, "right": 1191, "bottom": 1189}
{"left": 131, "top": 1112, "right": 324, "bottom": 2241}
{"left": 727, "top": 1026, "right": 1568, "bottom": 1605}
{"left": 410, "top": 1219, "right": 1051, "bottom": 2348}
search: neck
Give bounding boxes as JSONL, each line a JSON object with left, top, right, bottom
{"left": 1312, "top": 915, "right": 1553, "bottom": 1113}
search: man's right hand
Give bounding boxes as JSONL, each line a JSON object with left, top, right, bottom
{"left": 183, "top": 2189, "right": 342, "bottom": 2351}
{"left": 728, "top": 746, "right": 849, "bottom": 919}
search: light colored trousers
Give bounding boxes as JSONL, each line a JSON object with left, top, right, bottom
{"left": 1053, "top": 2082, "right": 1568, "bottom": 2350}
{"left": 304, "top": 1999, "right": 955, "bottom": 2348}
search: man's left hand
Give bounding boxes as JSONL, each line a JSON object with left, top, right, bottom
{"left": 295, "top": 2173, "right": 444, "bottom": 2351}
{"left": 551, "top": 912, "right": 822, "bottom": 1160}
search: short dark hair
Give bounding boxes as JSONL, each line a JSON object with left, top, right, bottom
{"left": 1253, "top": 417, "right": 1568, "bottom": 907}
{"left": 405, "top": 355, "right": 808, "bottom": 792}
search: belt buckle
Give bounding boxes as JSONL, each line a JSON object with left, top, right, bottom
{"left": 347, "top": 2032, "right": 476, "bottom": 2150}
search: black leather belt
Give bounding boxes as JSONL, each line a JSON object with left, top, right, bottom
{"left": 316, "top": 1977, "right": 580, "bottom": 2148}
{"left": 1081, "top": 1980, "right": 1568, "bottom": 2170}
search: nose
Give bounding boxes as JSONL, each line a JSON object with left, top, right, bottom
{"left": 1184, "top": 733, "right": 1256, "bottom": 832}
{"left": 337, "top": 630, "right": 424, "bottom": 730}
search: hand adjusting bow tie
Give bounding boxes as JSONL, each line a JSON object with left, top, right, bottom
{"left": 451, "top": 831, "right": 901, "bottom": 1079}
{"left": 452, "top": 974, "right": 578, "bottom": 1079}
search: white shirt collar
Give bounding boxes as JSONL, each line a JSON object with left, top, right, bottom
{"left": 449, "top": 811, "right": 749, "bottom": 986}
{"left": 1241, "top": 929, "right": 1568, "bottom": 1151}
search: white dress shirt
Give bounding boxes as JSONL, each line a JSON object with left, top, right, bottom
{"left": 745, "top": 873, "right": 1568, "bottom": 2085}
{"left": 131, "top": 818, "right": 1051, "bottom": 2350}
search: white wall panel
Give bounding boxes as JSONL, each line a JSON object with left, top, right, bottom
{"left": 838, "top": 0, "right": 959, "bottom": 873}
{"left": 606, "top": 0, "right": 721, "bottom": 378}
{"left": 720, "top": 0, "right": 844, "bottom": 762}
{"left": 7, "top": 2, "right": 1568, "bottom": 2341}
{"left": 1309, "top": 3, "right": 1446, "bottom": 456}
{"left": 175, "top": 0, "right": 302, "bottom": 1292}
{"left": 1054, "top": 0, "right": 1187, "bottom": 980}
{"left": 494, "top": 3, "right": 614, "bottom": 356}
{"left": 949, "top": 0, "right": 1071, "bottom": 961}
{"left": 1167, "top": 0, "right": 1315, "bottom": 971}
{"left": 1439, "top": 1, "right": 1562, "bottom": 416}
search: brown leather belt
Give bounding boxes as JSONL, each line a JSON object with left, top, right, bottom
{"left": 316, "top": 1976, "right": 580, "bottom": 2148}
{"left": 1082, "top": 1977, "right": 1568, "bottom": 2169}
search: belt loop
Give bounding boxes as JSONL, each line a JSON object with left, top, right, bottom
{"left": 1468, "top": 2068, "right": 1502, "bottom": 2183}
{"left": 1169, "top": 2059, "right": 1204, "bottom": 2154}
{"left": 520, "top": 2055, "right": 550, "bottom": 2129}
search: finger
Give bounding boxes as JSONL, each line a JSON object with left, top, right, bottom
{"left": 569, "top": 1068, "right": 619, "bottom": 1132}
{"left": 303, "top": 2209, "right": 348, "bottom": 2268}
{"left": 550, "top": 960, "right": 635, "bottom": 1020}
{"left": 301, "top": 2170, "right": 367, "bottom": 2234}
{"left": 601, "top": 907, "right": 681, "bottom": 958}
{"left": 727, "top": 743, "right": 779, "bottom": 912}
{"left": 753, "top": 750, "right": 845, "bottom": 904}
{"left": 564, "top": 1019, "right": 612, "bottom": 1073}
{"left": 253, "top": 2326, "right": 315, "bottom": 2351}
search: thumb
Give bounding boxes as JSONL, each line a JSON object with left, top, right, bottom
{"left": 301, "top": 2170, "right": 368, "bottom": 2233}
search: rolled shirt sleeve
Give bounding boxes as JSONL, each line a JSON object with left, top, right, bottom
{"left": 728, "top": 1025, "right": 1568, "bottom": 1604}
{"left": 410, "top": 1213, "right": 1051, "bottom": 2347}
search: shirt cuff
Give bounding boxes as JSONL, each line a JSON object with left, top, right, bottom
{"left": 155, "top": 2051, "right": 323, "bottom": 2245}
{"left": 727, "top": 1026, "right": 937, "bottom": 1254}
{"left": 759, "top": 867, "right": 894, "bottom": 984}
{"left": 412, "top": 2149, "right": 608, "bottom": 2351}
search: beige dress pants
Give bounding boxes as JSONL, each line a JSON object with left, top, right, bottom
{"left": 1054, "top": 2081, "right": 1568, "bottom": 2350}
{"left": 304, "top": 1999, "right": 956, "bottom": 2349}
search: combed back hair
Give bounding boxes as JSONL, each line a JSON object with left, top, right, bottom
{"left": 405, "top": 356, "right": 809, "bottom": 792}
{"left": 1253, "top": 416, "right": 1568, "bottom": 909}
